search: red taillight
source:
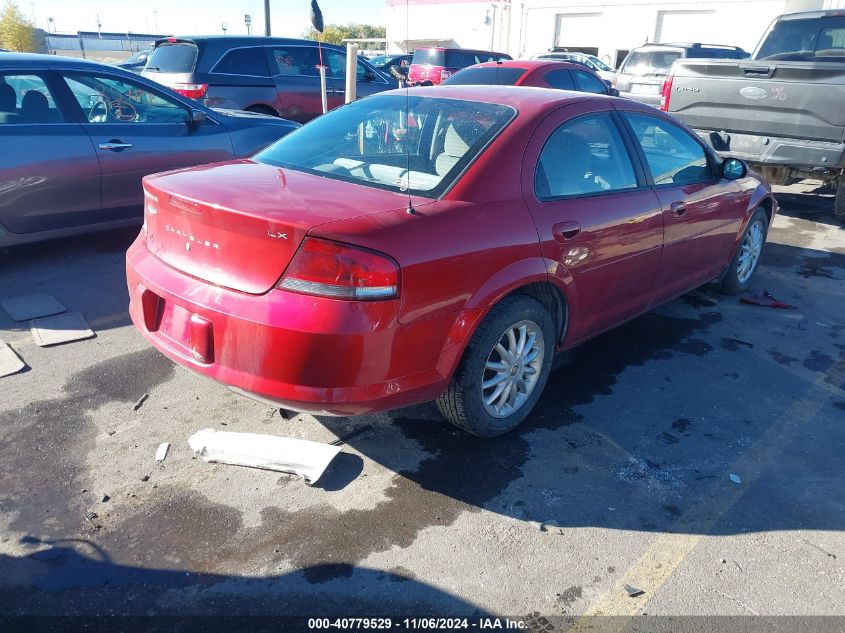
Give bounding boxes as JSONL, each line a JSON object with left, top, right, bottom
{"left": 171, "top": 83, "right": 208, "bottom": 99}
{"left": 278, "top": 238, "right": 400, "bottom": 300}
{"left": 660, "top": 71, "right": 674, "bottom": 112}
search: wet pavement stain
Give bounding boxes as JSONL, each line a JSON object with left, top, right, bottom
{"left": 0, "top": 348, "right": 174, "bottom": 540}
{"left": 804, "top": 351, "right": 835, "bottom": 373}
{"left": 769, "top": 350, "right": 799, "bottom": 366}
{"left": 556, "top": 585, "right": 583, "bottom": 610}
{"left": 682, "top": 293, "right": 717, "bottom": 309}
{"left": 799, "top": 254, "right": 845, "bottom": 279}
{"left": 672, "top": 418, "right": 692, "bottom": 434}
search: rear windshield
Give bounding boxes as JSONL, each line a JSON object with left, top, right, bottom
{"left": 621, "top": 50, "right": 681, "bottom": 75}
{"left": 146, "top": 42, "right": 199, "bottom": 73}
{"left": 443, "top": 67, "right": 526, "bottom": 85}
{"left": 756, "top": 16, "right": 845, "bottom": 61}
{"left": 412, "top": 48, "right": 444, "bottom": 66}
{"left": 255, "top": 94, "right": 515, "bottom": 198}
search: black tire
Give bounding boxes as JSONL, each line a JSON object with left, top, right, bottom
{"left": 719, "top": 208, "right": 769, "bottom": 295}
{"left": 436, "top": 295, "right": 555, "bottom": 437}
{"left": 836, "top": 178, "right": 845, "bottom": 217}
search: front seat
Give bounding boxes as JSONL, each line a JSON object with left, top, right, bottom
{"left": 435, "top": 121, "right": 481, "bottom": 176}
{"left": 20, "top": 90, "right": 49, "bottom": 123}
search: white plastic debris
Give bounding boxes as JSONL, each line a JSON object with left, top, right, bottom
{"left": 729, "top": 473, "right": 743, "bottom": 484}
{"left": 187, "top": 428, "right": 341, "bottom": 484}
{"left": 0, "top": 340, "right": 25, "bottom": 377}
{"left": 1, "top": 293, "right": 66, "bottom": 321}
{"left": 30, "top": 312, "right": 95, "bottom": 347}
{"left": 155, "top": 443, "right": 170, "bottom": 462}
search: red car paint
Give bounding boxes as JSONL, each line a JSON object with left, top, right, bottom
{"left": 407, "top": 47, "right": 511, "bottom": 86}
{"left": 445, "top": 60, "right": 608, "bottom": 90}
{"left": 127, "top": 86, "right": 775, "bottom": 416}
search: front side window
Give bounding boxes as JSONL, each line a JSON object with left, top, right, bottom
{"left": 214, "top": 47, "right": 268, "bottom": 76}
{"left": 0, "top": 73, "right": 63, "bottom": 123}
{"left": 325, "top": 51, "right": 377, "bottom": 81}
{"left": 443, "top": 67, "right": 525, "bottom": 86}
{"left": 624, "top": 113, "right": 709, "bottom": 185}
{"left": 255, "top": 94, "right": 515, "bottom": 197}
{"left": 572, "top": 70, "right": 607, "bottom": 94}
{"left": 63, "top": 74, "right": 187, "bottom": 124}
{"left": 536, "top": 113, "right": 637, "bottom": 199}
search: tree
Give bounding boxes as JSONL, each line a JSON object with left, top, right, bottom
{"left": 0, "top": 1, "right": 36, "bottom": 52}
{"left": 302, "top": 23, "right": 386, "bottom": 46}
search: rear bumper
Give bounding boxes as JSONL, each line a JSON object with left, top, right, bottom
{"left": 694, "top": 129, "right": 845, "bottom": 171}
{"left": 126, "top": 235, "right": 463, "bottom": 416}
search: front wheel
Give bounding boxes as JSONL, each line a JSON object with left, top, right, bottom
{"left": 719, "top": 208, "right": 769, "bottom": 294}
{"left": 436, "top": 295, "right": 555, "bottom": 437}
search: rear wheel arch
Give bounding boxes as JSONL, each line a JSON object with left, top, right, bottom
{"left": 245, "top": 103, "right": 280, "bottom": 117}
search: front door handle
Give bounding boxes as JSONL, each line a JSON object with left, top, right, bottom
{"left": 670, "top": 201, "right": 687, "bottom": 216}
{"left": 98, "top": 141, "right": 133, "bottom": 151}
{"left": 553, "top": 221, "right": 581, "bottom": 243}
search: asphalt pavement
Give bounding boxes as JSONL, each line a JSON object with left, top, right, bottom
{"left": 0, "top": 182, "right": 843, "bottom": 627}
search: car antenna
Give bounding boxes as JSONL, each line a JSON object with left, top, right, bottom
{"left": 404, "top": 0, "right": 416, "bottom": 215}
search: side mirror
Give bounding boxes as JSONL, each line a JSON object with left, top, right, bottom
{"left": 188, "top": 109, "right": 207, "bottom": 126}
{"left": 722, "top": 157, "right": 747, "bottom": 180}
{"left": 363, "top": 70, "right": 375, "bottom": 82}
{"left": 609, "top": 88, "right": 620, "bottom": 97}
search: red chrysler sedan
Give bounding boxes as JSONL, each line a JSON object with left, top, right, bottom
{"left": 443, "top": 60, "right": 614, "bottom": 96}
{"left": 127, "top": 86, "right": 775, "bottom": 436}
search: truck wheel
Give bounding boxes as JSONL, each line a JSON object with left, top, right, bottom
{"left": 436, "top": 295, "right": 555, "bottom": 437}
{"left": 720, "top": 208, "right": 769, "bottom": 295}
{"left": 836, "top": 178, "right": 845, "bottom": 217}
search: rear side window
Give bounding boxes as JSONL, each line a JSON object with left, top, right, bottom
{"left": 0, "top": 74, "right": 63, "bottom": 124}
{"left": 444, "top": 67, "right": 525, "bottom": 85}
{"left": 412, "top": 48, "right": 445, "bottom": 66}
{"left": 444, "top": 51, "right": 481, "bottom": 68}
{"left": 624, "top": 113, "right": 709, "bottom": 185}
{"left": 147, "top": 42, "right": 199, "bottom": 73}
{"left": 572, "top": 70, "right": 606, "bottom": 94}
{"left": 213, "top": 47, "right": 269, "bottom": 76}
{"left": 271, "top": 46, "right": 321, "bottom": 77}
{"left": 622, "top": 50, "right": 681, "bottom": 75}
{"left": 536, "top": 113, "right": 637, "bottom": 199}
{"left": 543, "top": 69, "right": 575, "bottom": 90}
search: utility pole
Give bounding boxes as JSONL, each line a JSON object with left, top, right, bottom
{"left": 96, "top": 12, "right": 102, "bottom": 37}
{"left": 153, "top": 10, "right": 159, "bottom": 33}
{"left": 222, "top": 22, "right": 228, "bottom": 34}
{"left": 264, "top": 0, "right": 271, "bottom": 36}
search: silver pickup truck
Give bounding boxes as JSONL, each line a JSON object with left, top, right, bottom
{"left": 664, "top": 10, "right": 845, "bottom": 215}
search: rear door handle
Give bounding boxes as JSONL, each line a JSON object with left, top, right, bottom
{"left": 552, "top": 221, "right": 581, "bottom": 242}
{"left": 98, "top": 141, "right": 133, "bottom": 151}
{"left": 670, "top": 201, "right": 687, "bottom": 217}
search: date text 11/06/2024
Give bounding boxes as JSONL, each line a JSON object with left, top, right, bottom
{"left": 307, "top": 618, "right": 528, "bottom": 629}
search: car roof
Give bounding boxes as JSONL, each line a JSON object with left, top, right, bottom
{"left": 0, "top": 52, "right": 129, "bottom": 71}
{"left": 382, "top": 84, "right": 598, "bottom": 115}
{"left": 472, "top": 60, "right": 585, "bottom": 72}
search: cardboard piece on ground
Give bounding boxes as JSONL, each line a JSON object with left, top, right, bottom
{"left": 30, "top": 312, "right": 95, "bottom": 347}
{"left": 1, "top": 293, "right": 66, "bottom": 322}
{"left": 0, "top": 340, "right": 25, "bottom": 377}
{"left": 188, "top": 428, "right": 342, "bottom": 485}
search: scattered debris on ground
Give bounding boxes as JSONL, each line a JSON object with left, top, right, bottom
{"left": 739, "top": 290, "right": 797, "bottom": 310}
{"left": 1, "top": 293, "right": 66, "bottom": 321}
{"left": 730, "top": 473, "right": 743, "bottom": 484}
{"left": 0, "top": 340, "right": 25, "bottom": 377}
{"left": 30, "top": 312, "right": 95, "bottom": 347}
{"left": 539, "top": 519, "right": 563, "bottom": 534}
{"left": 133, "top": 393, "right": 149, "bottom": 411}
{"left": 624, "top": 584, "right": 646, "bottom": 598}
{"left": 188, "top": 428, "right": 342, "bottom": 484}
{"left": 155, "top": 443, "right": 170, "bottom": 462}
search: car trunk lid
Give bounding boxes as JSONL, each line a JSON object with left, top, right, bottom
{"left": 143, "top": 160, "right": 419, "bottom": 294}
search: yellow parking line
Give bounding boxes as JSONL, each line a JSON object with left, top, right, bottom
{"left": 568, "top": 376, "right": 831, "bottom": 630}
{"left": 2, "top": 312, "right": 129, "bottom": 350}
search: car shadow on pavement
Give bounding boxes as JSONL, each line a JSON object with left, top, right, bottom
{"left": 0, "top": 542, "right": 487, "bottom": 617}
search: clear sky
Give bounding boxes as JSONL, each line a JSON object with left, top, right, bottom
{"left": 25, "top": 0, "right": 388, "bottom": 37}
